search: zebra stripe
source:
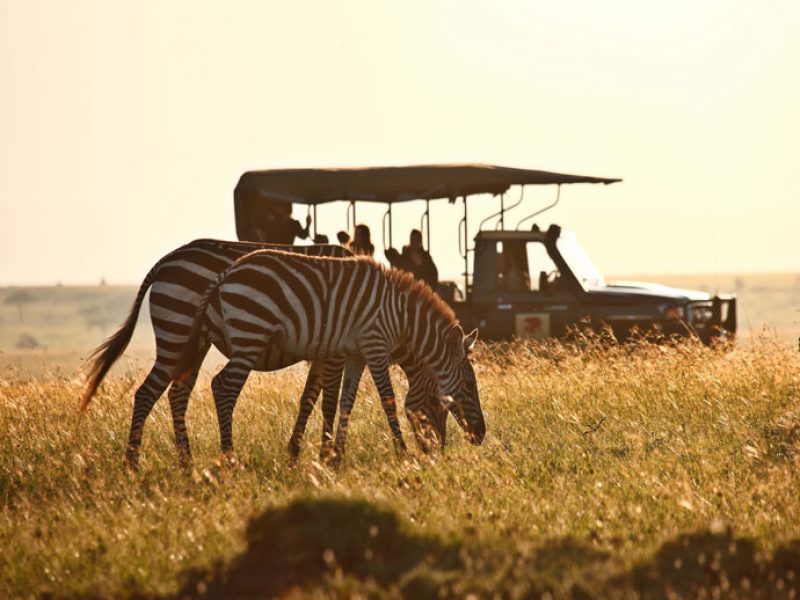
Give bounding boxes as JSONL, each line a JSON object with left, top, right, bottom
{"left": 81, "top": 239, "right": 445, "bottom": 468}
{"left": 174, "top": 250, "right": 485, "bottom": 461}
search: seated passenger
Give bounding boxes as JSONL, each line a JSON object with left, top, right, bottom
{"left": 336, "top": 231, "right": 351, "bottom": 246}
{"left": 252, "top": 201, "right": 312, "bottom": 244}
{"left": 348, "top": 224, "right": 375, "bottom": 256}
{"left": 497, "top": 242, "right": 530, "bottom": 291}
{"left": 270, "top": 202, "right": 312, "bottom": 245}
{"left": 385, "top": 229, "right": 438, "bottom": 287}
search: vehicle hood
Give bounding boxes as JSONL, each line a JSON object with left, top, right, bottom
{"left": 586, "top": 281, "right": 710, "bottom": 302}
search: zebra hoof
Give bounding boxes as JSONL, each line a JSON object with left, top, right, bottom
{"left": 125, "top": 448, "right": 140, "bottom": 472}
{"left": 414, "top": 438, "right": 432, "bottom": 455}
{"left": 177, "top": 455, "right": 193, "bottom": 473}
{"left": 394, "top": 441, "right": 409, "bottom": 459}
{"left": 288, "top": 439, "right": 302, "bottom": 462}
{"left": 322, "top": 449, "right": 343, "bottom": 470}
{"left": 220, "top": 451, "right": 241, "bottom": 469}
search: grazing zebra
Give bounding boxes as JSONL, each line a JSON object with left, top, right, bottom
{"left": 81, "top": 239, "right": 446, "bottom": 467}
{"left": 173, "top": 250, "right": 485, "bottom": 460}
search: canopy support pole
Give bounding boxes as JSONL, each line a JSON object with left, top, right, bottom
{"left": 463, "top": 196, "right": 469, "bottom": 296}
{"left": 347, "top": 200, "right": 357, "bottom": 232}
{"left": 516, "top": 185, "right": 560, "bottom": 230}
{"left": 382, "top": 203, "right": 393, "bottom": 251}
{"left": 478, "top": 188, "right": 525, "bottom": 231}
{"left": 312, "top": 205, "right": 317, "bottom": 239}
{"left": 420, "top": 200, "right": 430, "bottom": 250}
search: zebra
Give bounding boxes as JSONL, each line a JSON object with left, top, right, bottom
{"left": 172, "top": 250, "right": 486, "bottom": 461}
{"left": 80, "top": 238, "right": 447, "bottom": 468}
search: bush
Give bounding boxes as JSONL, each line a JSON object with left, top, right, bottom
{"left": 14, "top": 333, "right": 40, "bottom": 349}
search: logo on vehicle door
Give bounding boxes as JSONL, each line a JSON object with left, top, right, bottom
{"left": 516, "top": 313, "right": 550, "bottom": 339}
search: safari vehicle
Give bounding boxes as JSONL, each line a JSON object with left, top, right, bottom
{"left": 233, "top": 164, "right": 736, "bottom": 344}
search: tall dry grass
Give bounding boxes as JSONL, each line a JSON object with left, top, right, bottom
{"left": 1, "top": 335, "right": 799, "bottom": 598}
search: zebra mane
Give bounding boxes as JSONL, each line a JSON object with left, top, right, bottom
{"left": 376, "top": 258, "right": 458, "bottom": 326}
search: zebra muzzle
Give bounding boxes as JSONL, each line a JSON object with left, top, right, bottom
{"left": 440, "top": 395, "right": 470, "bottom": 432}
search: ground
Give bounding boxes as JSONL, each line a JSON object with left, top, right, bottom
{"left": 0, "top": 278, "right": 798, "bottom": 597}
{"left": 2, "top": 334, "right": 800, "bottom": 598}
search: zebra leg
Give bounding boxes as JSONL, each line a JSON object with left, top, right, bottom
{"left": 404, "top": 404, "right": 433, "bottom": 454}
{"left": 211, "top": 358, "right": 253, "bottom": 460}
{"left": 167, "top": 346, "right": 207, "bottom": 469}
{"left": 126, "top": 360, "right": 172, "bottom": 469}
{"left": 395, "top": 352, "right": 434, "bottom": 453}
{"left": 288, "top": 361, "right": 324, "bottom": 462}
{"left": 402, "top": 370, "right": 447, "bottom": 453}
{"left": 329, "top": 357, "right": 364, "bottom": 464}
{"left": 318, "top": 357, "right": 347, "bottom": 462}
{"left": 365, "top": 354, "right": 408, "bottom": 458}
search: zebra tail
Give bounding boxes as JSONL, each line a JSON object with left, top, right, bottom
{"left": 171, "top": 269, "right": 225, "bottom": 384}
{"left": 80, "top": 263, "right": 160, "bottom": 411}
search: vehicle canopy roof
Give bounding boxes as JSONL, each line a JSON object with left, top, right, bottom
{"left": 235, "top": 163, "right": 621, "bottom": 206}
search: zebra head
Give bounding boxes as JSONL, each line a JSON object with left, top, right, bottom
{"left": 438, "top": 326, "right": 485, "bottom": 445}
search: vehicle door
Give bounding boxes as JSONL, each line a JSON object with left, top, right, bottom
{"left": 480, "top": 240, "right": 581, "bottom": 340}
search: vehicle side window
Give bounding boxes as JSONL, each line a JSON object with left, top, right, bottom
{"left": 496, "top": 241, "right": 531, "bottom": 291}
{"left": 526, "top": 242, "right": 559, "bottom": 292}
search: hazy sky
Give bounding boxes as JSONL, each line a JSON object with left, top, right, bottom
{"left": 1, "top": 0, "right": 798, "bottom": 285}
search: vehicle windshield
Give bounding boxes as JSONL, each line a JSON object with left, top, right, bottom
{"left": 556, "top": 232, "right": 605, "bottom": 289}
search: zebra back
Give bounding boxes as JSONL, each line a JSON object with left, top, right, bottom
{"left": 82, "top": 240, "right": 351, "bottom": 409}
{"left": 173, "top": 248, "right": 309, "bottom": 381}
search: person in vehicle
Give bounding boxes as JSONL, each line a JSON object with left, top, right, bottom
{"left": 248, "top": 199, "right": 311, "bottom": 244}
{"left": 497, "top": 242, "right": 530, "bottom": 291}
{"left": 336, "top": 230, "right": 351, "bottom": 246}
{"left": 266, "top": 202, "right": 312, "bottom": 245}
{"left": 348, "top": 224, "right": 375, "bottom": 256}
{"left": 385, "top": 229, "right": 438, "bottom": 287}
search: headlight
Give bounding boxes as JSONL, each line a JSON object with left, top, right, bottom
{"left": 690, "top": 304, "right": 714, "bottom": 323}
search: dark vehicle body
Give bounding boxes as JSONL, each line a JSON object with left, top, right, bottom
{"left": 233, "top": 164, "right": 736, "bottom": 344}
{"left": 458, "top": 227, "right": 735, "bottom": 343}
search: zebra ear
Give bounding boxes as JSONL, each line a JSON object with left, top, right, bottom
{"left": 447, "top": 325, "right": 465, "bottom": 355}
{"left": 464, "top": 329, "right": 479, "bottom": 352}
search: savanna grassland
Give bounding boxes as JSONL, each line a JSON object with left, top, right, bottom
{"left": 0, "top": 285, "right": 157, "bottom": 376}
{"left": 1, "top": 271, "right": 798, "bottom": 375}
{"left": 2, "top": 336, "right": 800, "bottom": 599}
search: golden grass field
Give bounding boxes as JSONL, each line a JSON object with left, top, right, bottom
{"left": 1, "top": 277, "right": 799, "bottom": 597}
{"left": 2, "top": 334, "right": 800, "bottom": 598}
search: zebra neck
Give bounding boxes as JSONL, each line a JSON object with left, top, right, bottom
{"left": 401, "top": 290, "right": 450, "bottom": 366}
